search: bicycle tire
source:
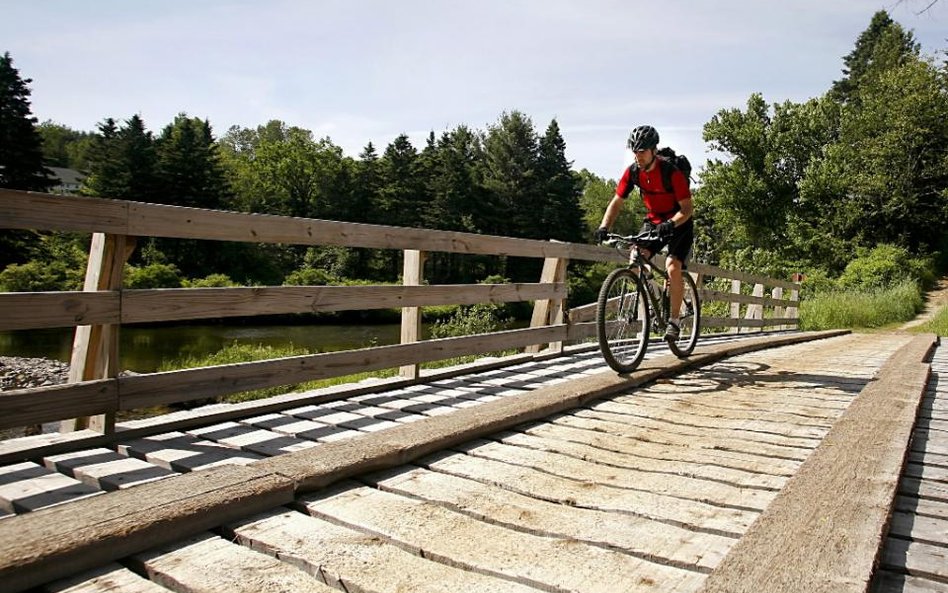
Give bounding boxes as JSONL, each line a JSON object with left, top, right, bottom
{"left": 666, "top": 271, "right": 701, "bottom": 358}
{"left": 597, "top": 268, "right": 650, "bottom": 373}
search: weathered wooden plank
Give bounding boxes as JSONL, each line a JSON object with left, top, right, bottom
{"left": 0, "top": 461, "right": 102, "bottom": 513}
{"left": 698, "top": 333, "right": 937, "bottom": 593}
{"left": 880, "top": 537, "right": 948, "bottom": 583}
{"left": 229, "top": 509, "right": 547, "bottom": 593}
{"left": 0, "top": 380, "right": 117, "bottom": 431}
{"left": 130, "top": 532, "right": 335, "bottom": 592}
{"left": 627, "top": 390, "right": 843, "bottom": 423}
{"left": 117, "top": 325, "right": 567, "bottom": 410}
{"left": 702, "top": 316, "right": 801, "bottom": 329}
{"left": 371, "top": 465, "right": 734, "bottom": 571}
{"left": 888, "top": 511, "right": 948, "bottom": 547}
{"left": 254, "top": 331, "right": 847, "bottom": 497}
{"left": 0, "top": 464, "right": 296, "bottom": 593}
{"left": 590, "top": 398, "right": 830, "bottom": 440}
{"left": 122, "top": 283, "right": 564, "bottom": 323}
{"left": 43, "top": 563, "right": 171, "bottom": 593}
{"left": 421, "top": 450, "right": 755, "bottom": 536}
{"left": 871, "top": 569, "right": 948, "bottom": 593}
{"left": 126, "top": 200, "right": 578, "bottom": 258}
{"left": 519, "top": 421, "right": 800, "bottom": 477}
{"left": 44, "top": 448, "right": 174, "bottom": 491}
{"left": 894, "top": 494, "right": 948, "bottom": 520}
{"left": 300, "top": 483, "right": 706, "bottom": 593}
{"left": 493, "top": 430, "right": 786, "bottom": 489}
{"left": 116, "top": 432, "right": 263, "bottom": 472}
{"left": 187, "top": 422, "right": 320, "bottom": 456}
{"left": 691, "top": 260, "right": 800, "bottom": 290}
{"left": 700, "top": 288, "right": 797, "bottom": 308}
{"left": 456, "top": 438, "right": 776, "bottom": 511}
{"left": 901, "top": 477, "right": 948, "bottom": 503}
{"left": 556, "top": 414, "right": 810, "bottom": 462}
{"left": 0, "top": 190, "right": 129, "bottom": 233}
{"left": 0, "top": 292, "right": 120, "bottom": 330}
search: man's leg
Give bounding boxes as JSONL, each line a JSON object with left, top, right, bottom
{"left": 665, "top": 255, "right": 684, "bottom": 339}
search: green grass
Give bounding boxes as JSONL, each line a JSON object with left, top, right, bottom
{"left": 799, "top": 281, "right": 923, "bottom": 331}
{"left": 158, "top": 339, "right": 517, "bottom": 405}
{"left": 908, "top": 305, "right": 948, "bottom": 336}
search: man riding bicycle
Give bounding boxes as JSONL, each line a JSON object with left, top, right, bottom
{"left": 595, "top": 125, "right": 694, "bottom": 340}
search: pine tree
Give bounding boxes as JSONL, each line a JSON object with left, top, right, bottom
{"left": 830, "top": 11, "right": 920, "bottom": 104}
{"left": 537, "top": 119, "right": 584, "bottom": 243}
{"left": 0, "top": 52, "right": 52, "bottom": 191}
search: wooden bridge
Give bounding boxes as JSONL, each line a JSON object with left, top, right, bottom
{"left": 0, "top": 190, "right": 945, "bottom": 592}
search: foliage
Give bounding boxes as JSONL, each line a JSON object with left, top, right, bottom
{"left": 700, "top": 11, "right": 947, "bottom": 280}
{"left": 38, "top": 121, "right": 94, "bottom": 169}
{"left": 837, "top": 243, "right": 934, "bottom": 290}
{"left": 0, "top": 259, "right": 81, "bottom": 292}
{"left": 283, "top": 266, "right": 336, "bottom": 286}
{"left": 124, "top": 263, "right": 184, "bottom": 289}
{"left": 799, "top": 280, "right": 922, "bottom": 330}
{"left": 0, "top": 232, "right": 86, "bottom": 291}
{"left": 429, "top": 303, "right": 512, "bottom": 339}
{"left": 0, "top": 52, "right": 52, "bottom": 191}
{"left": 184, "top": 274, "right": 238, "bottom": 288}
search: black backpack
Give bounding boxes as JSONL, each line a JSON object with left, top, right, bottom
{"left": 628, "top": 147, "right": 693, "bottom": 193}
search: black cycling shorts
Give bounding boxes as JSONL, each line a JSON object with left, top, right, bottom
{"left": 639, "top": 218, "right": 694, "bottom": 268}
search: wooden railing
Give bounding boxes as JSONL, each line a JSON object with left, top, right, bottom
{"left": 0, "top": 189, "right": 799, "bottom": 435}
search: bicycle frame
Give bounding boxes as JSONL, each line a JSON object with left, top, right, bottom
{"left": 607, "top": 234, "right": 670, "bottom": 331}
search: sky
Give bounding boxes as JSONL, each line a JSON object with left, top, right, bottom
{"left": 3, "top": 1, "right": 947, "bottom": 180}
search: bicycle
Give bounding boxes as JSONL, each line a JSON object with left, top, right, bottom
{"left": 596, "top": 230, "right": 701, "bottom": 373}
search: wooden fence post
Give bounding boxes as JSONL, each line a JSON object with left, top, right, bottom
{"left": 527, "top": 256, "right": 568, "bottom": 354}
{"left": 60, "top": 233, "right": 133, "bottom": 434}
{"left": 787, "top": 286, "right": 800, "bottom": 325}
{"left": 745, "top": 283, "right": 764, "bottom": 332}
{"left": 730, "top": 280, "right": 742, "bottom": 334}
{"left": 772, "top": 286, "right": 785, "bottom": 330}
{"left": 399, "top": 249, "right": 426, "bottom": 379}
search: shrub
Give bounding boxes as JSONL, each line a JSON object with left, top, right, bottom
{"left": 124, "top": 263, "right": 184, "bottom": 289}
{"left": 185, "top": 273, "right": 238, "bottom": 288}
{"left": 429, "top": 303, "right": 512, "bottom": 339}
{"left": 284, "top": 266, "right": 335, "bottom": 286}
{"left": 838, "top": 244, "right": 932, "bottom": 290}
{"left": 0, "top": 260, "right": 84, "bottom": 292}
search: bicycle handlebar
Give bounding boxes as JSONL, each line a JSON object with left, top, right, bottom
{"left": 601, "top": 230, "right": 660, "bottom": 248}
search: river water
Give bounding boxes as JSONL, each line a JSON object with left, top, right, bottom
{"left": 0, "top": 323, "right": 416, "bottom": 373}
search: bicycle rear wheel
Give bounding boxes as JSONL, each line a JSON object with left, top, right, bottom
{"left": 597, "top": 268, "right": 650, "bottom": 373}
{"left": 666, "top": 271, "right": 701, "bottom": 358}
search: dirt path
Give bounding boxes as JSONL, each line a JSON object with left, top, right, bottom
{"left": 900, "top": 276, "right": 948, "bottom": 330}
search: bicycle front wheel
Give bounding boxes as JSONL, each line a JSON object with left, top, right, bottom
{"left": 597, "top": 268, "right": 650, "bottom": 373}
{"left": 666, "top": 271, "right": 701, "bottom": 358}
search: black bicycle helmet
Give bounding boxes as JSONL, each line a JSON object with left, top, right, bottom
{"left": 627, "top": 125, "right": 659, "bottom": 151}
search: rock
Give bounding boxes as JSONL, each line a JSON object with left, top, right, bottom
{"left": 0, "top": 356, "right": 70, "bottom": 391}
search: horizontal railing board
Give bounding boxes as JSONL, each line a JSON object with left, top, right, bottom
{"left": 118, "top": 325, "right": 566, "bottom": 410}
{"left": 692, "top": 261, "right": 800, "bottom": 291}
{"left": 0, "top": 292, "right": 120, "bottom": 330}
{"left": 702, "top": 317, "right": 800, "bottom": 329}
{"left": 0, "top": 380, "right": 117, "bottom": 430}
{"left": 699, "top": 289, "right": 797, "bottom": 308}
{"left": 122, "top": 283, "right": 565, "bottom": 323}
{"left": 0, "top": 190, "right": 129, "bottom": 234}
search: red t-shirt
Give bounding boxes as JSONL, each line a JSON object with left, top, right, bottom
{"left": 616, "top": 158, "right": 691, "bottom": 224}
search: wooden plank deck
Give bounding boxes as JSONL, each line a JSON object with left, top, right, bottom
{"left": 871, "top": 344, "right": 948, "bottom": 593}
{"left": 0, "top": 331, "right": 939, "bottom": 592}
